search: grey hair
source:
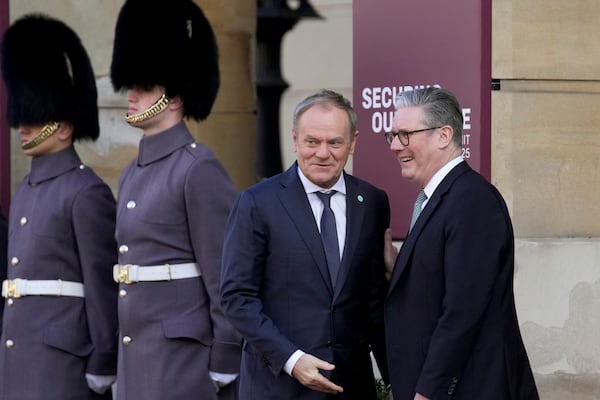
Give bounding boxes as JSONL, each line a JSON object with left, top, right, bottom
{"left": 293, "top": 89, "right": 357, "bottom": 135}
{"left": 395, "top": 87, "right": 463, "bottom": 148}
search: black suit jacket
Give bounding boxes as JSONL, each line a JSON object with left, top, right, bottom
{"left": 385, "top": 162, "right": 539, "bottom": 400}
{"left": 221, "top": 164, "right": 390, "bottom": 400}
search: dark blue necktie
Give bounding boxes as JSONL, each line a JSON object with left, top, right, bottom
{"left": 316, "top": 191, "right": 340, "bottom": 285}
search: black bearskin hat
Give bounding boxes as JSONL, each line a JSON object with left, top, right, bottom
{"left": 0, "top": 14, "right": 99, "bottom": 141}
{"left": 110, "top": 0, "right": 220, "bottom": 121}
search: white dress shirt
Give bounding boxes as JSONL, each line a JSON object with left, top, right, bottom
{"left": 282, "top": 168, "right": 348, "bottom": 376}
{"left": 421, "top": 156, "right": 464, "bottom": 210}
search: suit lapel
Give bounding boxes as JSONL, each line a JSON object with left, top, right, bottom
{"left": 389, "top": 162, "right": 472, "bottom": 290}
{"left": 333, "top": 174, "right": 364, "bottom": 300}
{"left": 278, "top": 165, "right": 334, "bottom": 294}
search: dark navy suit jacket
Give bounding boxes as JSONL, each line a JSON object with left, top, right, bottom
{"left": 221, "top": 164, "right": 390, "bottom": 400}
{"left": 385, "top": 162, "right": 539, "bottom": 400}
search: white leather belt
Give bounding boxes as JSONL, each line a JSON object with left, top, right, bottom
{"left": 113, "top": 263, "right": 201, "bottom": 284}
{"left": 2, "top": 279, "right": 85, "bottom": 298}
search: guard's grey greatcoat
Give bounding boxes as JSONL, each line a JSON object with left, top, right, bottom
{"left": 115, "top": 122, "right": 240, "bottom": 400}
{"left": 0, "top": 212, "right": 7, "bottom": 319}
{"left": 0, "top": 146, "right": 118, "bottom": 400}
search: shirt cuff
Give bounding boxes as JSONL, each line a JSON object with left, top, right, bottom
{"left": 85, "top": 373, "right": 116, "bottom": 394}
{"left": 283, "top": 349, "right": 305, "bottom": 376}
{"left": 209, "top": 371, "right": 238, "bottom": 387}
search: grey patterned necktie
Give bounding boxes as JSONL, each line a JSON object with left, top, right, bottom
{"left": 409, "top": 190, "right": 427, "bottom": 232}
{"left": 315, "top": 191, "right": 340, "bottom": 285}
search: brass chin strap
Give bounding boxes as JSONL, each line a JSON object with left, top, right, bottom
{"left": 21, "top": 121, "right": 60, "bottom": 150}
{"left": 125, "top": 93, "right": 170, "bottom": 124}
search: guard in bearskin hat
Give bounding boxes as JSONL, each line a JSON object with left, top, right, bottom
{"left": 0, "top": 13, "right": 119, "bottom": 400}
{"left": 109, "top": 1, "right": 240, "bottom": 399}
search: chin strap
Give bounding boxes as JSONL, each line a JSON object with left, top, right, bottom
{"left": 125, "top": 93, "right": 170, "bottom": 125}
{"left": 21, "top": 121, "right": 60, "bottom": 150}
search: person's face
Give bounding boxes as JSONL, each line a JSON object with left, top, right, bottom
{"left": 18, "top": 123, "right": 70, "bottom": 157}
{"left": 293, "top": 104, "right": 357, "bottom": 189}
{"left": 389, "top": 106, "right": 444, "bottom": 188}
{"left": 126, "top": 85, "right": 168, "bottom": 133}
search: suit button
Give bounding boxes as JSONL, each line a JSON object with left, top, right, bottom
{"left": 7, "top": 298, "right": 13, "bottom": 306}
{"left": 11, "top": 257, "right": 19, "bottom": 266}
{"left": 326, "top": 341, "right": 333, "bottom": 348}
{"left": 5, "top": 339, "right": 14, "bottom": 348}
{"left": 119, "top": 289, "right": 127, "bottom": 298}
{"left": 126, "top": 201, "right": 136, "bottom": 209}
{"left": 119, "top": 244, "right": 129, "bottom": 254}
{"left": 122, "top": 336, "right": 132, "bottom": 345}
{"left": 19, "top": 217, "right": 27, "bottom": 226}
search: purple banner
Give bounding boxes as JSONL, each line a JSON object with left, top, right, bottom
{"left": 353, "top": 0, "right": 491, "bottom": 238}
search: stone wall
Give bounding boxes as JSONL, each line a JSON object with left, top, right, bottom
{"left": 492, "top": 1, "right": 600, "bottom": 397}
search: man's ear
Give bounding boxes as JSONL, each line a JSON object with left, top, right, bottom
{"left": 349, "top": 130, "right": 359, "bottom": 155}
{"left": 56, "top": 121, "right": 74, "bottom": 142}
{"left": 292, "top": 129, "right": 299, "bottom": 153}
{"left": 169, "top": 95, "right": 184, "bottom": 111}
{"left": 437, "top": 125, "right": 454, "bottom": 149}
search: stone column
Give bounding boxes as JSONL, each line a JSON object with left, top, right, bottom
{"left": 187, "top": 0, "right": 258, "bottom": 190}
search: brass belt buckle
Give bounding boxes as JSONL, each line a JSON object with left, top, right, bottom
{"left": 117, "top": 265, "right": 132, "bottom": 284}
{"left": 5, "top": 279, "right": 21, "bottom": 298}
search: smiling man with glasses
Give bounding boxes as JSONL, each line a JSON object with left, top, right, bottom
{"left": 383, "top": 87, "right": 539, "bottom": 400}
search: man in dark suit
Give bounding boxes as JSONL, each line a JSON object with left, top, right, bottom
{"left": 221, "top": 89, "right": 390, "bottom": 399}
{"left": 384, "top": 87, "right": 539, "bottom": 400}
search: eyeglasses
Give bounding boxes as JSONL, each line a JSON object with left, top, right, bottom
{"left": 384, "top": 126, "right": 442, "bottom": 146}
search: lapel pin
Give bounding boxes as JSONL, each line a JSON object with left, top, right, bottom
{"left": 357, "top": 194, "right": 364, "bottom": 203}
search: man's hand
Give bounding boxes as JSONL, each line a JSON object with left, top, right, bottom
{"left": 384, "top": 228, "right": 398, "bottom": 281}
{"left": 414, "top": 393, "right": 430, "bottom": 400}
{"left": 291, "top": 354, "right": 344, "bottom": 394}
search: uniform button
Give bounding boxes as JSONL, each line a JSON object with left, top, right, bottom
{"left": 126, "top": 201, "right": 136, "bottom": 209}
{"left": 190, "top": 143, "right": 197, "bottom": 148}
{"left": 119, "top": 244, "right": 129, "bottom": 254}
{"left": 20, "top": 217, "right": 27, "bottom": 226}
{"left": 79, "top": 164, "right": 85, "bottom": 170}
{"left": 326, "top": 341, "right": 333, "bottom": 348}
{"left": 11, "top": 257, "right": 19, "bottom": 266}
{"left": 5, "top": 339, "right": 14, "bottom": 348}
{"left": 122, "top": 336, "right": 132, "bottom": 345}
{"left": 119, "top": 289, "right": 127, "bottom": 298}
{"left": 7, "top": 298, "right": 14, "bottom": 306}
